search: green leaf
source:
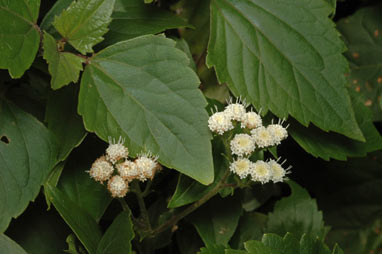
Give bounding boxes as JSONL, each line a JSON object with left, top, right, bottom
{"left": 102, "top": 0, "right": 191, "bottom": 46}
{"left": 337, "top": 5, "right": 382, "bottom": 121}
{"left": 0, "top": 0, "right": 41, "bottom": 78}
{"left": 289, "top": 90, "right": 382, "bottom": 161}
{"left": 266, "top": 181, "right": 325, "bottom": 240}
{"left": 45, "top": 85, "right": 87, "bottom": 161}
{"left": 168, "top": 137, "right": 227, "bottom": 208}
{"left": 96, "top": 211, "right": 135, "bottom": 254}
{"left": 40, "top": 0, "right": 73, "bottom": 34}
{"left": 190, "top": 195, "right": 242, "bottom": 247}
{"left": 175, "top": 38, "right": 197, "bottom": 71}
{"left": 199, "top": 244, "right": 225, "bottom": 254}
{"left": 0, "top": 234, "right": 27, "bottom": 254}
{"left": 53, "top": 0, "right": 115, "bottom": 54}
{"left": 0, "top": 100, "right": 58, "bottom": 232}
{"left": 78, "top": 34, "right": 213, "bottom": 184}
{"left": 56, "top": 137, "right": 112, "bottom": 222}
{"left": 43, "top": 32, "right": 84, "bottom": 89}
{"left": 45, "top": 184, "right": 102, "bottom": 254}
{"left": 207, "top": 0, "right": 364, "bottom": 141}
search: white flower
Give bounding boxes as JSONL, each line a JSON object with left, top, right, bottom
{"left": 224, "top": 102, "right": 246, "bottom": 121}
{"left": 208, "top": 112, "right": 234, "bottom": 135}
{"left": 88, "top": 156, "right": 114, "bottom": 183}
{"left": 135, "top": 153, "right": 159, "bottom": 181}
{"left": 106, "top": 136, "right": 129, "bottom": 164}
{"left": 251, "top": 160, "right": 272, "bottom": 184}
{"left": 267, "top": 124, "right": 288, "bottom": 145}
{"left": 268, "top": 159, "right": 290, "bottom": 183}
{"left": 116, "top": 160, "right": 139, "bottom": 182}
{"left": 251, "top": 126, "right": 275, "bottom": 148}
{"left": 229, "top": 157, "right": 253, "bottom": 179}
{"left": 230, "top": 134, "right": 256, "bottom": 156}
{"left": 241, "top": 111, "right": 262, "bottom": 129}
{"left": 107, "top": 175, "right": 128, "bottom": 198}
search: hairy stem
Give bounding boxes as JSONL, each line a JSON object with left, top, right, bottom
{"left": 131, "top": 180, "right": 152, "bottom": 232}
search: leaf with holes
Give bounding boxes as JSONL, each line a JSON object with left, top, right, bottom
{"left": 337, "top": 5, "right": 382, "bottom": 121}
{"left": 0, "top": 100, "right": 58, "bottom": 232}
{"left": 78, "top": 34, "right": 213, "bottom": 184}
{"left": 207, "top": 0, "right": 364, "bottom": 141}
{"left": 43, "top": 32, "right": 84, "bottom": 90}
{"left": 0, "top": 0, "right": 41, "bottom": 78}
{"left": 53, "top": 0, "right": 115, "bottom": 54}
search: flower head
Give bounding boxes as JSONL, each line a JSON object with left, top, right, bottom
{"left": 267, "top": 124, "right": 288, "bottom": 145}
{"left": 230, "top": 134, "right": 255, "bottom": 156}
{"left": 208, "top": 112, "right": 234, "bottom": 135}
{"left": 251, "top": 160, "right": 272, "bottom": 184}
{"left": 107, "top": 175, "right": 128, "bottom": 198}
{"left": 116, "top": 160, "right": 139, "bottom": 182}
{"left": 268, "top": 159, "right": 290, "bottom": 183}
{"left": 241, "top": 111, "right": 262, "bottom": 129}
{"left": 230, "top": 158, "right": 253, "bottom": 179}
{"left": 106, "top": 136, "right": 129, "bottom": 164}
{"left": 135, "top": 153, "right": 159, "bottom": 181}
{"left": 224, "top": 100, "right": 247, "bottom": 121}
{"left": 251, "top": 126, "right": 275, "bottom": 148}
{"left": 88, "top": 156, "right": 114, "bottom": 183}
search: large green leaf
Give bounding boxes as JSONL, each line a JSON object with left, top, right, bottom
{"left": 56, "top": 137, "right": 112, "bottom": 222}
{"left": 337, "top": 5, "right": 382, "bottom": 121}
{"left": 45, "top": 184, "right": 102, "bottom": 254}
{"left": 289, "top": 91, "right": 382, "bottom": 161}
{"left": 0, "top": 234, "right": 27, "bottom": 254}
{"left": 78, "top": 35, "right": 213, "bottom": 184}
{"left": 53, "top": 0, "right": 115, "bottom": 54}
{"left": 43, "top": 32, "right": 84, "bottom": 89}
{"left": 190, "top": 195, "right": 242, "bottom": 247}
{"left": 45, "top": 85, "right": 87, "bottom": 161}
{"left": 168, "top": 137, "right": 227, "bottom": 208}
{"left": 102, "top": 0, "right": 191, "bottom": 46}
{"left": 266, "top": 181, "right": 326, "bottom": 240}
{"left": 96, "top": 211, "right": 135, "bottom": 254}
{"left": 0, "top": 0, "right": 41, "bottom": 78}
{"left": 0, "top": 100, "right": 58, "bottom": 232}
{"left": 207, "top": 0, "right": 364, "bottom": 141}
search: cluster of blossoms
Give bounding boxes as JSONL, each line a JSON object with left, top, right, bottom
{"left": 88, "top": 137, "right": 160, "bottom": 198}
{"left": 208, "top": 98, "right": 291, "bottom": 184}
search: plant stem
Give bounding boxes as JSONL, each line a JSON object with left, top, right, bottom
{"left": 118, "top": 198, "right": 130, "bottom": 211}
{"left": 151, "top": 169, "right": 231, "bottom": 236}
{"left": 131, "top": 180, "right": 152, "bottom": 232}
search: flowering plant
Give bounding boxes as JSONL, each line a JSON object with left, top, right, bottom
{"left": 0, "top": 0, "right": 381, "bottom": 253}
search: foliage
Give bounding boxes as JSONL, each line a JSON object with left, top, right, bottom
{"left": 0, "top": 0, "right": 381, "bottom": 253}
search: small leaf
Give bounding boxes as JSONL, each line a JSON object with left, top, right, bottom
{"left": 56, "top": 137, "right": 112, "bottom": 222}
{"left": 45, "top": 85, "right": 87, "bottom": 161}
{"left": 40, "top": 0, "right": 73, "bottom": 34}
{"left": 102, "top": 0, "right": 191, "bottom": 46}
{"left": 0, "top": 234, "right": 27, "bottom": 254}
{"left": 78, "top": 35, "right": 213, "bottom": 184}
{"left": 199, "top": 244, "right": 225, "bottom": 254}
{"left": 45, "top": 184, "right": 102, "bottom": 254}
{"left": 96, "top": 211, "right": 135, "bottom": 254}
{"left": 43, "top": 32, "right": 84, "bottom": 89}
{"left": 0, "top": 0, "right": 41, "bottom": 78}
{"left": 289, "top": 90, "right": 382, "bottom": 161}
{"left": 0, "top": 100, "right": 58, "bottom": 232}
{"left": 207, "top": 0, "right": 364, "bottom": 141}
{"left": 190, "top": 195, "right": 242, "bottom": 247}
{"left": 266, "top": 181, "right": 325, "bottom": 240}
{"left": 168, "top": 137, "right": 227, "bottom": 208}
{"left": 337, "top": 5, "right": 382, "bottom": 121}
{"left": 53, "top": 0, "right": 115, "bottom": 54}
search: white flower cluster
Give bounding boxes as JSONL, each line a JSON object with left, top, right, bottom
{"left": 208, "top": 98, "right": 291, "bottom": 184}
{"left": 88, "top": 137, "right": 160, "bottom": 198}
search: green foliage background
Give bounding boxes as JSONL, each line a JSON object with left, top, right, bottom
{"left": 0, "top": 0, "right": 381, "bottom": 253}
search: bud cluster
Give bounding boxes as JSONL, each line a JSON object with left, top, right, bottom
{"left": 88, "top": 137, "right": 160, "bottom": 198}
{"left": 208, "top": 98, "right": 291, "bottom": 184}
